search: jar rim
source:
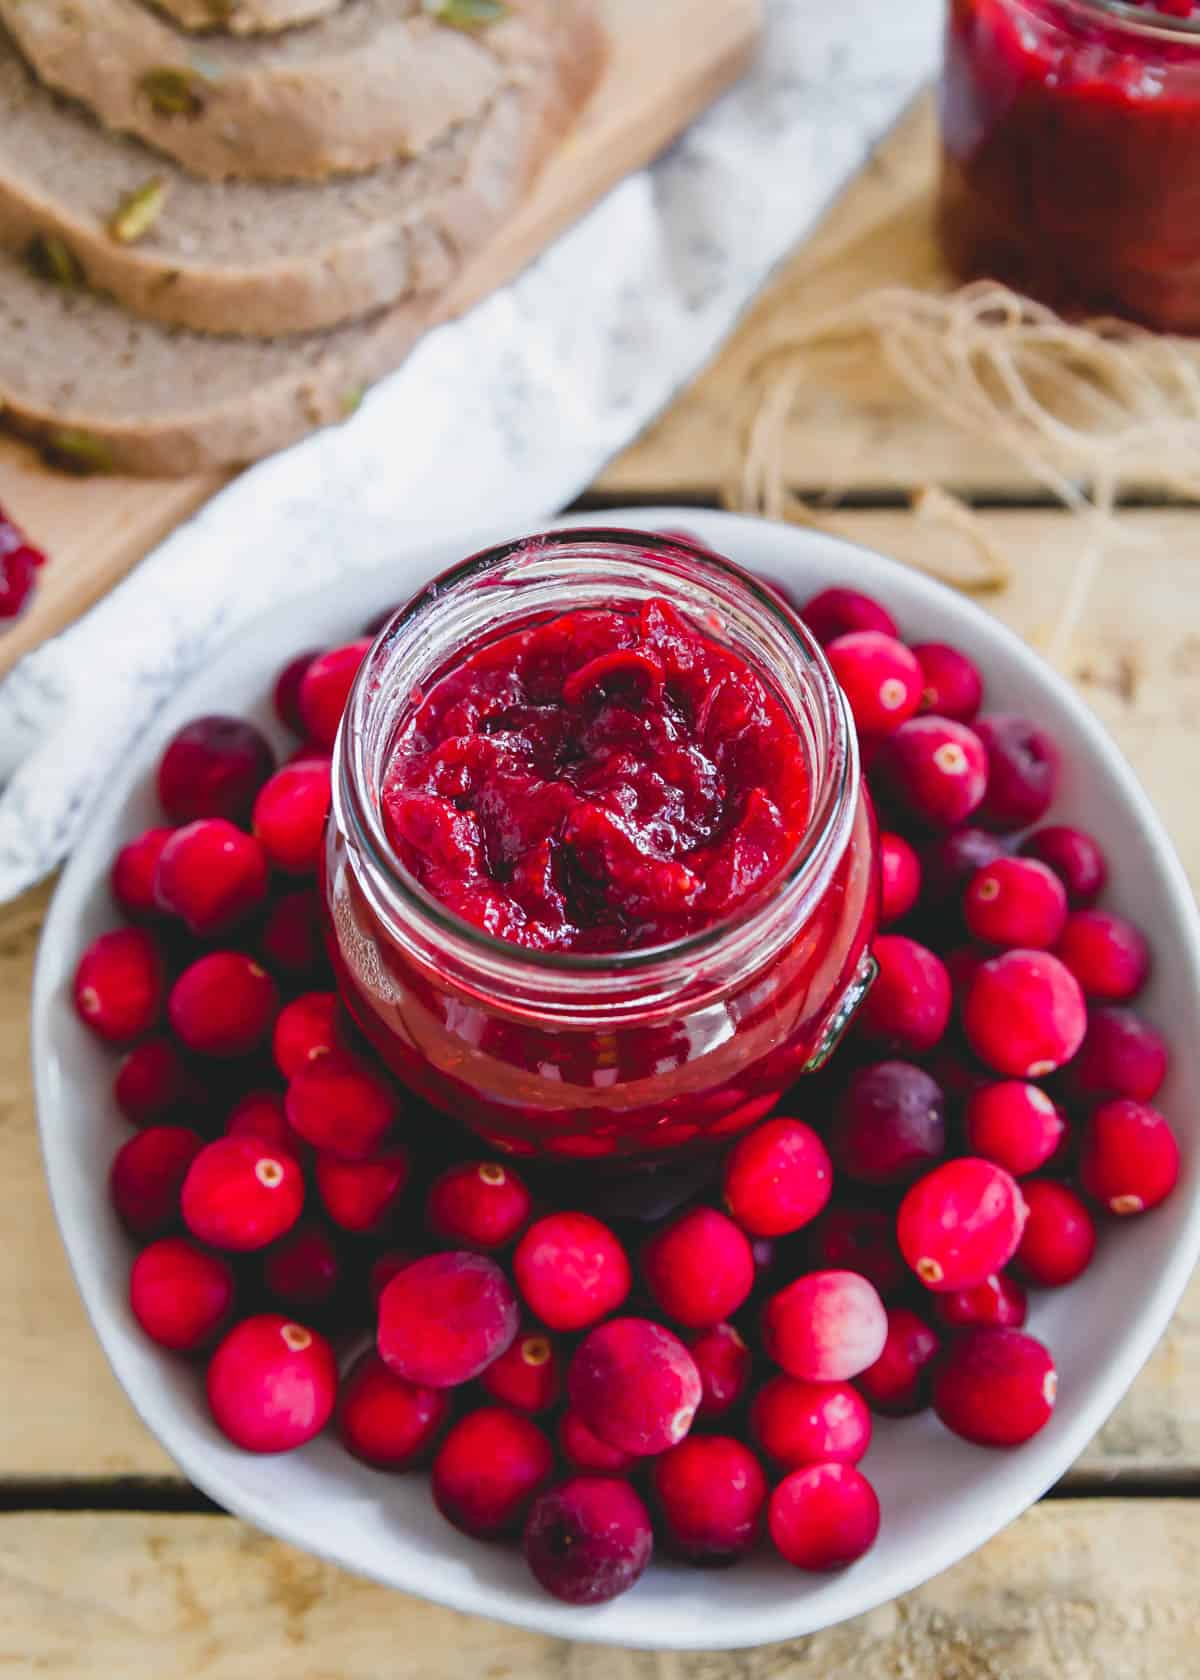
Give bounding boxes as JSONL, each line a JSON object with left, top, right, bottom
{"left": 335, "top": 527, "right": 859, "bottom": 986}
{"left": 1031, "top": 0, "right": 1200, "bottom": 40}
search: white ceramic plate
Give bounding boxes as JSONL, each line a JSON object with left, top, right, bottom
{"left": 32, "top": 509, "right": 1200, "bottom": 1650}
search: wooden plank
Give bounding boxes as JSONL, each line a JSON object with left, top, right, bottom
{"left": 0, "top": 1504, "right": 1197, "bottom": 1675}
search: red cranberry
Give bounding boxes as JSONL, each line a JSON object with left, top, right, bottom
{"left": 337, "top": 1351, "right": 449, "bottom": 1470}
{"left": 558, "top": 1410, "right": 637, "bottom": 1473}
{"left": 169, "top": 952, "right": 278, "bottom": 1058}
{"left": 858, "top": 1308, "right": 940, "bottom": 1418}
{"left": 111, "top": 827, "right": 174, "bottom": 921}
{"left": 925, "top": 1039, "right": 992, "bottom": 1108}
{"left": 378, "top": 1252, "right": 519, "bottom": 1387}
{"left": 768, "top": 1463, "right": 880, "bottom": 1570}
{"left": 875, "top": 716, "right": 988, "bottom": 827}
{"left": 964, "top": 856, "right": 1068, "bottom": 951}
{"left": 651, "top": 1435, "right": 767, "bottom": 1564}
{"left": 936, "top": 1272, "right": 1028, "bottom": 1329}
{"left": 73, "top": 928, "right": 163, "bottom": 1044}
{"left": 912, "top": 641, "right": 983, "bottom": 722}
{"left": 826, "top": 631, "right": 922, "bottom": 736}
{"left": 523, "top": 1476, "right": 654, "bottom": 1604}
{"left": 962, "top": 949, "right": 1087, "bottom": 1078}
{"left": 512, "top": 1212, "right": 631, "bottom": 1331}
{"left": 974, "top": 714, "right": 1060, "bottom": 832}
{"left": 262, "top": 1223, "right": 341, "bottom": 1309}
{"left": 432, "top": 1406, "right": 555, "bottom": 1538}
{"left": 110, "top": 1125, "right": 203, "bottom": 1238}
{"left": 273, "top": 649, "right": 319, "bottom": 735}
{"left": 568, "top": 1317, "right": 702, "bottom": 1455}
{"left": 1014, "top": 1180, "right": 1097, "bottom": 1286}
{"left": 368, "top": 1249, "right": 417, "bottom": 1309}
{"left": 750, "top": 1375, "right": 872, "bottom": 1469}
{"left": 642, "top": 1207, "right": 755, "bottom": 1329}
{"left": 763, "top": 1271, "right": 887, "bottom": 1383}
{"left": 315, "top": 1149, "right": 409, "bottom": 1233}
{"left": 897, "top": 1157, "right": 1027, "bottom": 1291}
{"left": 932, "top": 1327, "right": 1056, "bottom": 1446}
{"left": 153, "top": 819, "right": 269, "bottom": 936}
{"left": 285, "top": 1054, "right": 395, "bottom": 1159}
{"left": 1019, "top": 824, "right": 1107, "bottom": 908}
{"left": 207, "top": 1314, "right": 337, "bottom": 1452}
{"left": 114, "top": 1036, "right": 200, "bottom": 1127}
{"left": 226, "top": 1089, "right": 290, "bottom": 1147}
{"left": 481, "top": 1331, "right": 561, "bottom": 1414}
{"left": 1056, "top": 910, "right": 1150, "bottom": 1002}
{"left": 1067, "top": 1006, "right": 1168, "bottom": 1103}
{"left": 800, "top": 587, "right": 899, "bottom": 646}
{"left": 687, "top": 1322, "right": 752, "bottom": 1418}
{"left": 129, "top": 1237, "right": 234, "bottom": 1351}
{"left": 426, "top": 1161, "right": 532, "bottom": 1251}
{"left": 857, "top": 935, "right": 951, "bottom": 1056}
{"left": 157, "top": 715, "right": 275, "bottom": 826}
{"left": 252, "top": 762, "right": 331, "bottom": 876}
{"left": 722, "top": 1116, "right": 833, "bottom": 1238}
{"left": 258, "top": 888, "right": 325, "bottom": 979}
{"left": 272, "top": 991, "right": 340, "bottom": 1080}
{"left": 808, "top": 1205, "right": 908, "bottom": 1299}
{"left": 831, "top": 1060, "right": 946, "bottom": 1186}
{"left": 879, "top": 831, "right": 921, "bottom": 925}
{"left": 922, "top": 826, "right": 1009, "bottom": 905}
{"left": 298, "top": 639, "right": 371, "bottom": 748}
{"left": 964, "top": 1080, "right": 1066, "bottom": 1177}
{"left": 181, "top": 1135, "right": 304, "bottom": 1252}
{"left": 0, "top": 505, "right": 46, "bottom": 619}
{"left": 1079, "top": 1099, "right": 1180, "bottom": 1216}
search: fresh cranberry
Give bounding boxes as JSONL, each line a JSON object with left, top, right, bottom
{"left": 512, "top": 1212, "right": 631, "bottom": 1331}
{"left": 426, "top": 1161, "right": 532, "bottom": 1251}
{"left": 1080, "top": 1099, "right": 1180, "bottom": 1216}
{"left": 298, "top": 640, "right": 371, "bottom": 748}
{"left": 568, "top": 1317, "right": 702, "bottom": 1455}
{"left": 181, "top": 1135, "right": 304, "bottom": 1252}
{"left": 1019, "top": 824, "right": 1108, "bottom": 908}
{"left": 0, "top": 505, "right": 46, "bottom": 619}
{"left": 964, "top": 856, "right": 1068, "bottom": 951}
{"left": 368, "top": 1249, "right": 417, "bottom": 1308}
{"left": 1056, "top": 910, "right": 1150, "bottom": 1001}
{"left": 114, "top": 1036, "right": 200, "bottom": 1127}
{"left": 925, "top": 1039, "right": 992, "bottom": 1108}
{"left": 337, "top": 1351, "right": 449, "bottom": 1470}
{"left": 750, "top": 1375, "right": 872, "bottom": 1469}
{"left": 826, "top": 631, "right": 923, "bottom": 735}
{"left": 432, "top": 1406, "right": 555, "bottom": 1538}
{"left": 936, "top": 1272, "right": 1028, "bottom": 1329}
{"left": 831, "top": 1060, "right": 946, "bottom": 1186}
{"left": 272, "top": 991, "right": 340, "bottom": 1080}
{"left": 262, "top": 1223, "right": 341, "bottom": 1309}
{"left": 807, "top": 1205, "right": 908, "bottom": 1299}
{"left": 129, "top": 1237, "right": 234, "bottom": 1351}
{"left": 1014, "top": 1180, "right": 1096, "bottom": 1286}
{"left": 651, "top": 1435, "right": 767, "bottom": 1563}
{"left": 879, "top": 831, "right": 922, "bottom": 925}
{"left": 912, "top": 641, "right": 983, "bottom": 721}
{"left": 768, "top": 1462, "right": 880, "bottom": 1570}
{"left": 642, "top": 1207, "right": 755, "bottom": 1329}
{"left": 315, "top": 1149, "right": 409, "bottom": 1233}
{"left": 962, "top": 949, "right": 1087, "bottom": 1078}
{"left": 523, "top": 1476, "right": 654, "bottom": 1604}
{"left": 857, "top": 935, "right": 951, "bottom": 1056}
{"left": 763, "top": 1271, "right": 888, "bottom": 1383}
{"left": 285, "top": 1053, "right": 395, "bottom": 1158}
{"left": 226, "top": 1089, "right": 290, "bottom": 1147}
{"left": 110, "top": 1125, "right": 203, "bottom": 1237}
{"left": 153, "top": 819, "right": 269, "bottom": 936}
{"left": 157, "top": 715, "right": 275, "bottom": 826}
{"left": 481, "top": 1331, "right": 561, "bottom": 1414}
{"left": 111, "top": 827, "right": 174, "bottom": 921}
{"left": 856, "top": 1307, "right": 940, "bottom": 1416}
{"left": 974, "top": 714, "right": 1060, "bottom": 832}
{"left": 964, "top": 1080, "right": 1067, "bottom": 1176}
{"left": 799, "top": 587, "right": 899, "bottom": 646}
{"left": 932, "top": 1327, "right": 1056, "bottom": 1446}
{"left": 558, "top": 1410, "right": 637, "bottom": 1473}
{"left": 922, "top": 826, "right": 1009, "bottom": 905}
{"left": 252, "top": 762, "right": 331, "bottom": 876}
{"left": 207, "top": 1314, "right": 337, "bottom": 1452}
{"left": 73, "top": 927, "right": 163, "bottom": 1044}
{"left": 273, "top": 649, "right": 319, "bottom": 735}
{"left": 722, "top": 1116, "right": 833, "bottom": 1238}
{"left": 258, "top": 888, "right": 326, "bottom": 980}
{"left": 897, "top": 1157, "right": 1027, "bottom": 1291}
{"left": 875, "top": 716, "right": 989, "bottom": 827}
{"left": 378, "top": 1252, "right": 519, "bottom": 1387}
{"left": 1067, "top": 1006, "right": 1168, "bottom": 1103}
{"left": 169, "top": 952, "right": 278, "bottom": 1059}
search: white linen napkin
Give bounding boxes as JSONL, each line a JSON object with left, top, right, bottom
{"left": 0, "top": 0, "right": 941, "bottom": 901}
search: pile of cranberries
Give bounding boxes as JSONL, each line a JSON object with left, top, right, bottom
{"left": 68, "top": 572, "right": 1180, "bottom": 1609}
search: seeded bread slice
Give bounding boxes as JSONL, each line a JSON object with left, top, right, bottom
{"left": 2, "top": 0, "right": 588, "bottom": 184}
{"left": 149, "top": 0, "right": 341, "bottom": 34}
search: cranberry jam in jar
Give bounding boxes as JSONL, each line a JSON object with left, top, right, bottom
{"left": 940, "top": 0, "right": 1200, "bottom": 331}
{"left": 324, "top": 531, "right": 877, "bottom": 1163}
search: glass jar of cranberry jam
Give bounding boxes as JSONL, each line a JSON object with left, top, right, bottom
{"left": 324, "top": 531, "right": 877, "bottom": 1163}
{"left": 940, "top": 0, "right": 1200, "bottom": 331}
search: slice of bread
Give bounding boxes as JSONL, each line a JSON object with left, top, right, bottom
{"left": 148, "top": 0, "right": 341, "bottom": 34}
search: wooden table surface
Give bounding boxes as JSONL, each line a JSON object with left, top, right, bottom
{"left": 3, "top": 99, "right": 1200, "bottom": 1675}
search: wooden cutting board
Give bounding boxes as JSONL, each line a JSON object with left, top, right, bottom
{"left": 0, "top": 0, "right": 762, "bottom": 679}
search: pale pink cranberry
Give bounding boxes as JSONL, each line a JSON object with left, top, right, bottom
{"left": 258, "top": 888, "right": 325, "bottom": 979}
{"left": 426, "top": 1161, "right": 532, "bottom": 1251}
{"left": 285, "top": 1053, "right": 396, "bottom": 1159}
{"left": 722, "top": 1116, "right": 833, "bottom": 1238}
{"left": 964, "top": 856, "right": 1068, "bottom": 950}
{"left": 1067, "top": 1006, "right": 1168, "bottom": 1103}
{"left": 252, "top": 761, "right": 331, "bottom": 876}
{"left": 642, "top": 1207, "right": 755, "bottom": 1329}
{"left": 800, "top": 587, "right": 898, "bottom": 646}
{"left": 73, "top": 927, "right": 163, "bottom": 1044}
{"left": 826, "top": 631, "right": 923, "bottom": 736}
{"left": 298, "top": 639, "right": 372, "bottom": 748}
{"left": 111, "top": 826, "right": 173, "bottom": 921}
{"left": 768, "top": 1463, "right": 880, "bottom": 1570}
{"left": 315, "top": 1149, "right": 409, "bottom": 1233}
{"left": 763, "top": 1271, "right": 888, "bottom": 1383}
{"left": 272, "top": 991, "right": 340, "bottom": 1080}
{"left": 912, "top": 641, "right": 984, "bottom": 721}
{"left": 337, "top": 1351, "right": 448, "bottom": 1470}
{"left": 687, "top": 1322, "right": 752, "bottom": 1418}
{"left": 130, "top": 1237, "right": 235, "bottom": 1351}
{"left": 879, "top": 831, "right": 922, "bottom": 925}
{"left": 262, "top": 1223, "right": 341, "bottom": 1309}
{"left": 897, "top": 1157, "right": 1027, "bottom": 1291}
{"left": 1019, "top": 824, "right": 1107, "bottom": 908}
{"left": 273, "top": 649, "right": 319, "bottom": 735}
{"left": 932, "top": 1327, "right": 1056, "bottom": 1446}
{"left": 857, "top": 935, "right": 952, "bottom": 1056}
{"left": 523, "top": 1476, "right": 654, "bottom": 1604}
{"left": 875, "top": 716, "right": 989, "bottom": 827}
{"left": 936, "top": 1272, "right": 1028, "bottom": 1330}
{"left": 512, "top": 1212, "right": 631, "bottom": 1331}
{"left": 378, "top": 1252, "right": 519, "bottom": 1388}
{"left": 110, "top": 1125, "right": 203, "bottom": 1238}
{"left": 1079, "top": 1099, "right": 1180, "bottom": 1216}
{"left": 807, "top": 1205, "right": 907, "bottom": 1299}
{"left": 153, "top": 819, "right": 268, "bottom": 936}
{"left": 1056, "top": 909, "right": 1150, "bottom": 1002}
{"left": 964, "top": 1081, "right": 1067, "bottom": 1176}
{"left": 157, "top": 714, "right": 275, "bottom": 826}
{"left": 962, "top": 949, "right": 1087, "bottom": 1078}
{"left": 856, "top": 1307, "right": 940, "bottom": 1416}
{"left": 831, "top": 1060, "right": 945, "bottom": 1186}
{"left": 974, "top": 714, "right": 1060, "bottom": 832}
{"left": 750, "top": 1375, "right": 872, "bottom": 1469}
{"left": 1014, "top": 1180, "right": 1097, "bottom": 1286}
{"left": 169, "top": 952, "right": 278, "bottom": 1059}
{"left": 181, "top": 1136, "right": 304, "bottom": 1253}
{"left": 568, "top": 1317, "right": 702, "bottom": 1456}
{"left": 114, "top": 1037, "right": 200, "bottom": 1127}
{"left": 432, "top": 1407, "right": 555, "bottom": 1538}
{"left": 207, "top": 1314, "right": 337, "bottom": 1452}
{"left": 922, "top": 826, "right": 1009, "bottom": 905}
{"left": 558, "top": 1411, "right": 637, "bottom": 1474}
{"left": 651, "top": 1435, "right": 768, "bottom": 1563}
{"left": 481, "top": 1331, "right": 561, "bottom": 1414}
